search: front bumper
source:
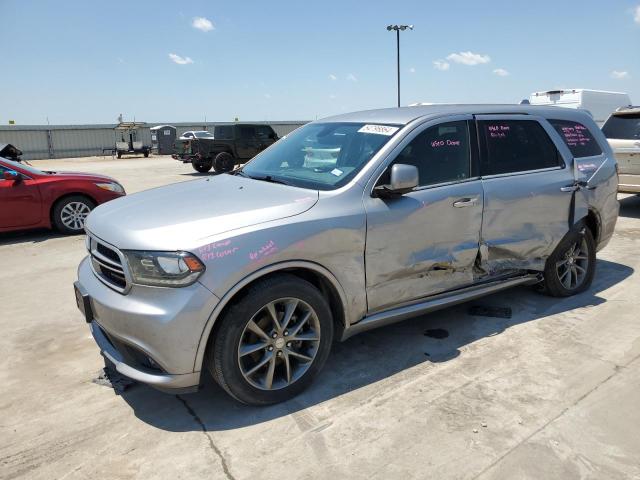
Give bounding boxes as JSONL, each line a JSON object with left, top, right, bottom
{"left": 90, "top": 320, "right": 201, "bottom": 391}
{"left": 76, "top": 256, "right": 220, "bottom": 391}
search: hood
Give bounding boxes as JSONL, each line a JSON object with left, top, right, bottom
{"left": 85, "top": 174, "right": 319, "bottom": 251}
{"left": 46, "top": 171, "right": 120, "bottom": 183}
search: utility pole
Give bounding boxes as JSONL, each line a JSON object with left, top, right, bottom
{"left": 386, "top": 24, "right": 413, "bottom": 107}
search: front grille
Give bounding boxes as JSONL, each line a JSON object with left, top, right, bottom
{"left": 87, "top": 234, "right": 129, "bottom": 293}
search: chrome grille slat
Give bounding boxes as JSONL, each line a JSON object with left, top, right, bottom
{"left": 86, "top": 233, "right": 130, "bottom": 294}
{"left": 91, "top": 249, "right": 123, "bottom": 269}
{"left": 91, "top": 257, "right": 124, "bottom": 275}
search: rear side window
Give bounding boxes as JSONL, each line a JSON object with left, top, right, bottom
{"left": 479, "top": 120, "right": 561, "bottom": 175}
{"left": 256, "top": 125, "right": 275, "bottom": 140}
{"left": 602, "top": 114, "right": 640, "bottom": 140}
{"left": 549, "top": 120, "right": 602, "bottom": 157}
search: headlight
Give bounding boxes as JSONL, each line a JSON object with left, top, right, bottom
{"left": 123, "top": 251, "right": 205, "bottom": 287}
{"left": 96, "top": 182, "right": 125, "bottom": 194}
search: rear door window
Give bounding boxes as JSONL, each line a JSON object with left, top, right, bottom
{"left": 240, "top": 126, "right": 257, "bottom": 140}
{"left": 479, "top": 120, "right": 561, "bottom": 175}
{"left": 214, "top": 126, "right": 234, "bottom": 139}
{"left": 548, "top": 120, "right": 602, "bottom": 157}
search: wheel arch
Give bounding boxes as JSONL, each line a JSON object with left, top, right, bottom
{"left": 581, "top": 208, "right": 601, "bottom": 245}
{"left": 193, "top": 261, "right": 348, "bottom": 373}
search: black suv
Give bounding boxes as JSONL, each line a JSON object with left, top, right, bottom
{"left": 173, "top": 124, "right": 279, "bottom": 173}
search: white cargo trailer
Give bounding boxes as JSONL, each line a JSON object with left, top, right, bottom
{"left": 529, "top": 89, "right": 632, "bottom": 127}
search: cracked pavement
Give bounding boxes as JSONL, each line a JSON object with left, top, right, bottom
{"left": 1, "top": 156, "right": 639, "bottom": 479}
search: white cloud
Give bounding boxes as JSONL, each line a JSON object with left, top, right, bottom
{"left": 408, "top": 67, "right": 416, "bottom": 73}
{"left": 264, "top": 93, "right": 272, "bottom": 99}
{"left": 634, "top": 5, "right": 640, "bottom": 24}
{"left": 329, "top": 94, "right": 337, "bottom": 99}
{"left": 433, "top": 60, "right": 450, "bottom": 71}
{"left": 611, "top": 70, "right": 629, "bottom": 79}
{"left": 168, "top": 53, "right": 194, "bottom": 65}
{"left": 346, "top": 73, "right": 357, "bottom": 82}
{"left": 328, "top": 74, "right": 337, "bottom": 81}
{"left": 192, "top": 17, "right": 214, "bottom": 32}
{"left": 493, "top": 68, "right": 510, "bottom": 77}
{"left": 446, "top": 51, "right": 491, "bottom": 66}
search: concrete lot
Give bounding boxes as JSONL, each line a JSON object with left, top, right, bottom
{"left": 1, "top": 155, "right": 639, "bottom": 480}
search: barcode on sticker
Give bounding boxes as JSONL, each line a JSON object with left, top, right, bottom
{"left": 358, "top": 124, "right": 400, "bottom": 136}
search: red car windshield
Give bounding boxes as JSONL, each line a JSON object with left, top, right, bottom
{"left": 0, "top": 158, "right": 45, "bottom": 176}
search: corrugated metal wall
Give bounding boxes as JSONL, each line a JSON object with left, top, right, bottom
{"left": 0, "top": 121, "right": 307, "bottom": 160}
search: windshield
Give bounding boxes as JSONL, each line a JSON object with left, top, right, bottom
{"left": 241, "top": 122, "right": 401, "bottom": 190}
{"left": 602, "top": 114, "right": 640, "bottom": 140}
{"left": 0, "top": 158, "right": 44, "bottom": 175}
{"left": 194, "top": 131, "right": 214, "bottom": 138}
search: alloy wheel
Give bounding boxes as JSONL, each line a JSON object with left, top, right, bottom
{"left": 555, "top": 235, "right": 589, "bottom": 290}
{"left": 60, "top": 202, "right": 91, "bottom": 231}
{"left": 238, "top": 298, "right": 321, "bottom": 390}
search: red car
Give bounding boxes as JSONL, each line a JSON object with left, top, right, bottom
{"left": 0, "top": 157, "right": 126, "bottom": 234}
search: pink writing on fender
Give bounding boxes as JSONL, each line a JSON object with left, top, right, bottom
{"left": 431, "top": 139, "right": 461, "bottom": 148}
{"left": 249, "top": 240, "right": 278, "bottom": 261}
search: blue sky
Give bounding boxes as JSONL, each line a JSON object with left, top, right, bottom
{"left": 2, "top": 0, "right": 639, "bottom": 125}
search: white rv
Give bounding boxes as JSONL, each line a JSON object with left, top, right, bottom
{"left": 529, "top": 89, "right": 632, "bottom": 127}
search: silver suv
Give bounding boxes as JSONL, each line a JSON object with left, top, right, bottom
{"left": 74, "top": 105, "right": 619, "bottom": 405}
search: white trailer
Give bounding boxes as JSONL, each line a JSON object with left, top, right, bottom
{"left": 529, "top": 89, "right": 632, "bottom": 127}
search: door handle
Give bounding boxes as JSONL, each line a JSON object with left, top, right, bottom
{"left": 560, "top": 185, "right": 579, "bottom": 192}
{"left": 453, "top": 197, "right": 478, "bottom": 208}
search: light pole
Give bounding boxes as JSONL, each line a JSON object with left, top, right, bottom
{"left": 386, "top": 24, "right": 413, "bottom": 107}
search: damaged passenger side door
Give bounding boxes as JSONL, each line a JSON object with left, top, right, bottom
{"left": 364, "top": 117, "right": 484, "bottom": 313}
{"left": 476, "top": 115, "right": 575, "bottom": 274}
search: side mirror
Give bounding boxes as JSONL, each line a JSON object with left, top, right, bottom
{"left": 374, "top": 164, "right": 419, "bottom": 197}
{"left": 3, "top": 170, "right": 20, "bottom": 182}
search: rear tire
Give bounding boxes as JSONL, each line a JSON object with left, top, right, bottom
{"left": 209, "top": 274, "right": 334, "bottom": 405}
{"left": 144, "top": 151, "right": 149, "bottom": 158}
{"left": 117, "top": 152, "right": 122, "bottom": 159}
{"left": 52, "top": 195, "right": 95, "bottom": 235}
{"left": 192, "top": 160, "right": 213, "bottom": 173}
{"left": 214, "top": 152, "right": 235, "bottom": 173}
{"left": 542, "top": 225, "right": 596, "bottom": 297}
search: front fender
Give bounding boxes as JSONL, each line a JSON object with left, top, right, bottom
{"left": 192, "top": 260, "right": 349, "bottom": 372}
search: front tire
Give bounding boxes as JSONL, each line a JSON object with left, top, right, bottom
{"left": 52, "top": 195, "right": 95, "bottom": 235}
{"left": 192, "top": 160, "right": 213, "bottom": 173}
{"left": 542, "top": 226, "right": 596, "bottom": 297}
{"left": 210, "top": 274, "right": 334, "bottom": 405}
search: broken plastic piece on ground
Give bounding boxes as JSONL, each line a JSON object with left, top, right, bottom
{"left": 92, "top": 366, "right": 136, "bottom": 394}
{"left": 423, "top": 328, "right": 449, "bottom": 339}
{"left": 468, "top": 305, "right": 512, "bottom": 319}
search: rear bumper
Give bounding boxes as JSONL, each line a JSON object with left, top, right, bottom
{"left": 618, "top": 174, "right": 640, "bottom": 193}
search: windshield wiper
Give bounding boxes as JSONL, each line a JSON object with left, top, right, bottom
{"left": 255, "top": 175, "right": 294, "bottom": 186}
{"left": 237, "top": 171, "right": 293, "bottom": 186}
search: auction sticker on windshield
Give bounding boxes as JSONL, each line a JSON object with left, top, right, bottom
{"left": 358, "top": 124, "right": 400, "bottom": 136}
